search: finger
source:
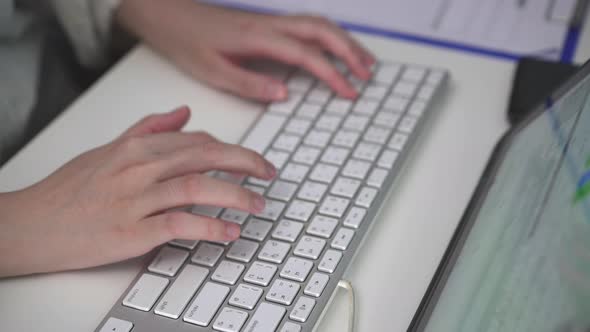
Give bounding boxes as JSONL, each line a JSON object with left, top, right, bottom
{"left": 243, "top": 33, "right": 357, "bottom": 98}
{"left": 146, "top": 140, "right": 276, "bottom": 182}
{"left": 120, "top": 105, "right": 191, "bottom": 138}
{"left": 205, "top": 56, "right": 288, "bottom": 101}
{"left": 140, "top": 211, "right": 241, "bottom": 249}
{"left": 277, "top": 16, "right": 374, "bottom": 80}
{"left": 139, "top": 131, "right": 217, "bottom": 156}
{"left": 141, "top": 173, "right": 266, "bottom": 215}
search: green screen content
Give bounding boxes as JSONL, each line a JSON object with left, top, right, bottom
{"left": 424, "top": 72, "right": 590, "bottom": 331}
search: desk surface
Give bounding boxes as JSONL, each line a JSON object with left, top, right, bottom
{"left": 1, "top": 23, "right": 589, "bottom": 331}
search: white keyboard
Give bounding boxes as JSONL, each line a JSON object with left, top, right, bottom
{"left": 97, "top": 60, "right": 448, "bottom": 332}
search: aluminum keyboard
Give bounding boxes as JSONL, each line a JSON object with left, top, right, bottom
{"left": 97, "top": 60, "right": 448, "bottom": 332}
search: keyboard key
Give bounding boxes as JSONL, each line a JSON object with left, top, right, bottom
{"left": 374, "top": 63, "right": 401, "bottom": 85}
{"left": 273, "top": 134, "right": 301, "bottom": 152}
{"left": 243, "top": 302, "right": 286, "bottom": 332}
{"left": 343, "top": 207, "right": 367, "bottom": 229}
{"left": 192, "top": 205, "right": 222, "bottom": 218}
{"left": 383, "top": 95, "right": 409, "bottom": 113}
{"left": 319, "top": 250, "right": 342, "bottom": 273}
{"left": 280, "top": 322, "right": 302, "bottom": 332}
{"left": 292, "top": 146, "right": 321, "bottom": 165}
{"left": 220, "top": 208, "right": 249, "bottom": 225}
{"left": 306, "top": 88, "right": 332, "bottom": 105}
{"left": 122, "top": 273, "right": 169, "bottom": 311}
{"left": 398, "top": 115, "right": 418, "bottom": 133}
{"left": 242, "top": 218, "right": 273, "bottom": 241}
{"left": 148, "top": 246, "right": 188, "bottom": 277}
{"left": 258, "top": 240, "right": 290, "bottom": 264}
{"left": 373, "top": 111, "right": 400, "bottom": 128}
{"left": 408, "top": 100, "right": 427, "bottom": 117}
{"left": 285, "top": 118, "right": 312, "bottom": 136}
{"left": 316, "top": 114, "right": 343, "bottom": 132}
{"left": 307, "top": 215, "right": 339, "bottom": 238}
{"left": 321, "top": 146, "right": 350, "bottom": 166}
{"left": 229, "top": 283, "right": 263, "bottom": 310}
{"left": 227, "top": 239, "right": 259, "bottom": 263}
{"left": 290, "top": 296, "right": 316, "bottom": 322}
{"left": 294, "top": 235, "right": 326, "bottom": 260}
{"left": 255, "top": 199, "right": 285, "bottom": 221}
{"left": 268, "top": 92, "right": 304, "bottom": 115}
{"left": 402, "top": 66, "right": 426, "bottom": 82}
{"left": 418, "top": 85, "right": 436, "bottom": 101}
{"left": 287, "top": 72, "right": 314, "bottom": 92}
{"left": 241, "top": 113, "right": 287, "bottom": 154}
{"left": 331, "top": 228, "right": 355, "bottom": 250}
{"left": 247, "top": 177, "right": 272, "bottom": 187}
{"left": 427, "top": 69, "right": 445, "bottom": 85}
{"left": 244, "top": 261, "right": 278, "bottom": 286}
{"left": 342, "top": 114, "right": 370, "bottom": 132}
{"left": 389, "top": 132, "right": 408, "bottom": 150}
{"left": 364, "top": 125, "right": 391, "bottom": 144}
{"left": 367, "top": 168, "right": 389, "bottom": 188}
{"left": 330, "top": 177, "right": 361, "bottom": 198}
{"left": 352, "top": 98, "right": 379, "bottom": 116}
{"left": 213, "top": 307, "right": 249, "bottom": 332}
{"left": 155, "top": 264, "right": 208, "bottom": 319}
{"left": 265, "top": 149, "right": 289, "bottom": 170}
{"left": 378, "top": 149, "right": 399, "bottom": 169}
{"left": 309, "top": 163, "right": 339, "bottom": 184}
{"left": 356, "top": 187, "right": 378, "bottom": 208}
{"left": 280, "top": 162, "right": 309, "bottom": 183}
{"left": 267, "top": 180, "right": 298, "bottom": 202}
{"left": 326, "top": 98, "right": 352, "bottom": 115}
{"left": 362, "top": 83, "right": 389, "bottom": 100}
{"left": 266, "top": 279, "right": 300, "bottom": 305}
{"left": 342, "top": 159, "right": 371, "bottom": 179}
{"left": 280, "top": 257, "right": 314, "bottom": 282}
{"left": 353, "top": 142, "right": 382, "bottom": 162}
{"left": 332, "top": 130, "right": 360, "bottom": 148}
{"left": 272, "top": 219, "right": 304, "bottom": 242}
{"left": 284, "top": 200, "right": 316, "bottom": 222}
{"left": 304, "top": 129, "right": 332, "bottom": 148}
{"left": 304, "top": 272, "right": 329, "bottom": 297}
{"left": 297, "top": 181, "right": 328, "bottom": 203}
{"left": 297, "top": 102, "right": 323, "bottom": 119}
{"left": 184, "top": 282, "right": 230, "bottom": 326}
{"left": 169, "top": 239, "right": 198, "bottom": 250}
{"left": 212, "top": 260, "right": 245, "bottom": 285}
{"left": 192, "top": 243, "right": 224, "bottom": 267}
{"left": 393, "top": 81, "right": 418, "bottom": 98}
{"left": 318, "top": 195, "right": 350, "bottom": 218}
{"left": 99, "top": 318, "right": 133, "bottom": 332}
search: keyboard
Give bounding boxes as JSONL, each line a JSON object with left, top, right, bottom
{"left": 97, "top": 60, "right": 448, "bottom": 332}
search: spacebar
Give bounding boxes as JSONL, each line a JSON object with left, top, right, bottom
{"left": 241, "top": 113, "right": 287, "bottom": 154}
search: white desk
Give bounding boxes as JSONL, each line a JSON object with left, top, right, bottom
{"left": 1, "top": 23, "right": 589, "bottom": 331}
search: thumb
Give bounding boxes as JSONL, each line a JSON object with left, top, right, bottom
{"left": 121, "top": 106, "right": 191, "bottom": 138}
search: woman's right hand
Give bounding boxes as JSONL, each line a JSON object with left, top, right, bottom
{"left": 0, "top": 106, "right": 275, "bottom": 277}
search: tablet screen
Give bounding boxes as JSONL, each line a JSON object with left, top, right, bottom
{"left": 423, "top": 71, "right": 590, "bottom": 331}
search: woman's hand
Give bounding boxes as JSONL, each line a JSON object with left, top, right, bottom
{"left": 0, "top": 107, "right": 275, "bottom": 277}
{"left": 117, "top": 0, "right": 375, "bottom": 101}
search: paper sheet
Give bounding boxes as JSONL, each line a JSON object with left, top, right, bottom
{"left": 208, "top": 0, "right": 582, "bottom": 61}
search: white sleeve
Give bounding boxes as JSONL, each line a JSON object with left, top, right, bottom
{"left": 50, "top": 0, "right": 122, "bottom": 68}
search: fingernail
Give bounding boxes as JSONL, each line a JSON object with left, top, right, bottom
{"left": 266, "top": 162, "right": 277, "bottom": 178}
{"left": 225, "top": 223, "right": 241, "bottom": 240}
{"left": 266, "top": 83, "right": 287, "bottom": 100}
{"left": 173, "top": 105, "right": 189, "bottom": 113}
{"left": 253, "top": 195, "right": 266, "bottom": 213}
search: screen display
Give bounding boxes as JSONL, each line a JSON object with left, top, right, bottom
{"left": 424, "top": 71, "right": 590, "bottom": 331}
